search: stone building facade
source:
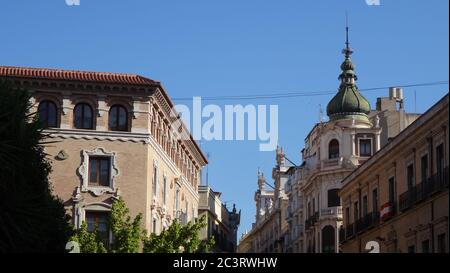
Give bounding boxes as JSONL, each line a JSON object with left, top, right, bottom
{"left": 238, "top": 147, "right": 290, "bottom": 253}
{"left": 0, "top": 65, "right": 208, "bottom": 243}
{"left": 198, "top": 185, "right": 241, "bottom": 252}
{"left": 281, "top": 31, "right": 420, "bottom": 253}
{"left": 339, "top": 94, "right": 449, "bottom": 253}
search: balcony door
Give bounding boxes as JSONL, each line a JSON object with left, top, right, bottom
{"left": 322, "top": 225, "right": 336, "bottom": 253}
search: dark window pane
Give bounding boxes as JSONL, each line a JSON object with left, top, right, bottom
{"left": 327, "top": 189, "right": 340, "bottom": 207}
{"left": 421, "top": 155, "right": 429, "bottom": 182}
{"left": 438, "top": 233, "right": 446, "bottom": 253}
{"left": 362, "top": 196, "right": 368, "bottom": 216}
{"left": 345, "top": 207, "right": 350, "bottom": 225}
{"left": 83, "top": 105, "right": 92, "bottom": 129}
{"left": 75, "top": 104, "right": 83, "bottom": 128}
{"left": 407, "top": 164, "right": 414, "bottom": 190}
{"left": 329, "top": 139, "right": 340, "bottom": 159}
{"left": 408, "top": 245, "right": 415, "bottom": 253}
{"left": 38, "top": 103, "right": 48, "bottom": 123}
{"left": 100, "top": 158, "right": 110, "bottom": 186}
{"left": 372, "top": 189, "right": 378, "bottom": 212}
{"left": 354, "top": 202, "right": 359, "bottom": 222}
{"left": 89, "top": 159, "right": 98, "bottom": 184}
{"left": 109, "top": 106, "right": 118, "bottom": 130}
{"left": 360, "top": 139, "right": 372, "bottom": 156}
{"left": 47, "top": 102, "right": 57, "bottom": 127}
{"left": 422, "top": 240, "right": 430, "bottom": 253}
{"left": 109, "top": 105, "right": 128, "bottom": 131}
{"left": 389, "top": 177, "right": 395, "bottom": 203}
{"left": 38, "top": 101, "right": 58, "bottom": 128}
{"left": 74, "top": 103, "right": 93, "bottom": 129}
{"left": 118, "top": 107, "right": 127, "bottom": 128}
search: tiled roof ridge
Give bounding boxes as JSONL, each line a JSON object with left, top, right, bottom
{"left": 0, "top": 65, "right": 158, "bottom": 86}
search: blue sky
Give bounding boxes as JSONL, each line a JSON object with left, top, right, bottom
{"left": 1, "top": 0, "right": 448, "bottom": 237}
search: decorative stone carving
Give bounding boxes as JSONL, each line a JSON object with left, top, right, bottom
{"left": 375, "top": 114, "right": 380, "bottom": 128}
{"left": 112, "top": 187, "right": 121, "bottom": 201}
{"left": 72, "top": 186, "right": 83, "bottom": 203}
{"left": 55, "top": 150, "right": 69, "bottom": 161}
{"left": 151, "top": 195, "right": 158, "bottom": 210}
{"left": 77, "top": 147, "right": 119, "bottom": 196}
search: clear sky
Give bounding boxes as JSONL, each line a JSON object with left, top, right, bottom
{"left": 1, "top": 0, "right": 448, "bottom": 237}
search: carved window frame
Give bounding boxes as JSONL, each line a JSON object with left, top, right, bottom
{"left": 77, "top": 148, "right": 119, "bottom": 196}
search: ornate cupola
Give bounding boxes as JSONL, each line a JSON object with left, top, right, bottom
{"left": 327, "top": 23, "right": 371, "bottom": 123}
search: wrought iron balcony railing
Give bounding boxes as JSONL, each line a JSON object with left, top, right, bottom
{"left": 399, "top": 167, "right": 449, "bottom": 212}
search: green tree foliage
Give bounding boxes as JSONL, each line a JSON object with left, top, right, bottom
{"left": 108, "top": 197, "right": 144, "bottom": 253}
{"left": 143, "top": 215, "right": 214, "bottom": 253}
{"left": 0, "top": 80, "right": 72, "bottom": 252}
{"left": 71, "top": 197, "right": 144, "bottom": 253}
{"left": 69, "top": 222, "right": 107, "bottom": 253}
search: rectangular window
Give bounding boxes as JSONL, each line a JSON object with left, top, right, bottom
{"left": 345, "top": 207, "right": 350, "bottom": 225}
{"left": 437, "top": 233, "right": 447, "bottom": 253}
{"left": 152, "top": 166, "right": 158, "bottom": 197}
{"left": 388, "top": 177, "right": 396, "bottom": 204}
{"left": 327, "top": 189, "right": 341, "bottom": 207}
{"left": 163, "top": 177, "right": 167, "bottom": 205}
{"left": 408, "top": 245, "right": 415, "bottom": 253}
{"left": 354, "top": 202, "right": 359, "bottom": 222}
{"left": 422, "top": 240, "right": 430, "bottom": 253}
{"left": 362, "top": 195, "right": 368, "bottom": 216}
{"left": 359, "top": 139, "right": 372, "bottom": 157}
{"left": 89, "top": 157, "right": 110, "bottom": 186}
{"left": 421, "top": 154, "right": 429, "bottom": 182}
{"left": 86, "top": 211, "right": 109, "bottom": 246}
{"left": 407, "top": 164, "right": 415, "bottom": 190}
{"left": 372, "top": 188, "right": 379, "bottom": 213}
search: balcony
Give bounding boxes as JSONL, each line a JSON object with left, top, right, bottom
{"left": 322, "top": 158, "right": 340, "bottom": 168}
{"left": 321, "top": 206, "right": 343, "bottom": 219}
{"left": 399, "top": 167, "right": 449, "bottom": 212}
{"left": 355, "top": 212, "right": 380, "bottom": 234}
{"left": 305, "top": 212, "right": 319, "bottom": 230}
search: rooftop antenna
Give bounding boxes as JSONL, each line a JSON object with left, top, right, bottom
{"left": 342, "top": 12, "right": 354, "bottom": 58}
{"left": 414, "top": 90, "right": 417, "bottom": 112}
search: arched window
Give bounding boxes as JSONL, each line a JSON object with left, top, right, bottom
{"left": 329, "top": 139, "right": 340, "bottom": 159}
{"left": 38, "top": 100, "right": 58, "bottom": 128}
{"left": 74, "top": 103, "right": 93, "bottom": 129}
{"left": 109, "top": 105, "right": 128, "bottom": 131}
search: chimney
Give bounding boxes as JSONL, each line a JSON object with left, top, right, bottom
{"left": 389, "top": 87, "right": 404, "bottom": 109}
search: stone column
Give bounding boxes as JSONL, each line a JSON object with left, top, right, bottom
{"left": 351, "top": 131, "right": 356, "bottom": 156}
{"left": 375, "top": 131, "right": 381, "bottom": 153}
{"left": 96, "top": 95, "right": 108, "bottom": 131}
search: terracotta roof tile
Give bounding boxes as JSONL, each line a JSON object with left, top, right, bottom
{"left": 0, "top": 65, "right": 157, "bottom": 86}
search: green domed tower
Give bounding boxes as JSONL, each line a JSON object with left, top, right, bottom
{"left": 327, "top": 26, "right": 371, "bottom": 122}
